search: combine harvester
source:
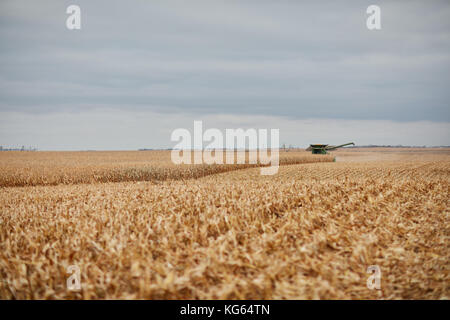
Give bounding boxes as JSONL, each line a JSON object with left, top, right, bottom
{"left": 306, "top": 142, "right": 355, "bottom": 154}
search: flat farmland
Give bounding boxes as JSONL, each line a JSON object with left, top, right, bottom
{"left": 0, "top": 150, "right": 332, "bottom": 187}
{"left": 0, "top": 149, "right": 449, "bottom": 299}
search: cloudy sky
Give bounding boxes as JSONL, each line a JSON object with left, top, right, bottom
{"left": 0, "top": 0, "right": 449, "bottom": 150}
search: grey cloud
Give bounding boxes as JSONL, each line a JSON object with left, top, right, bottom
{"left": 0, "top": 0, "right": 449, "bottom": 148}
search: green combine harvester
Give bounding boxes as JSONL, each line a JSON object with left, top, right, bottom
{"left": 306, "top": 142, "right": 355, "bottom": 154}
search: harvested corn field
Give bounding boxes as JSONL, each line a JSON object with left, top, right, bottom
{"left": 0, "top": 148, "right": 449, "bottom": 299}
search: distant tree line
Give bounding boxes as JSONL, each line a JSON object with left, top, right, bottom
{"left": 0, "top": 146, "right": 37, "bottom": 151}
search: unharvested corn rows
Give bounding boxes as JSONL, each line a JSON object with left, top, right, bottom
{"left": 0, "top": 151, "right": 332, "bottom": 187}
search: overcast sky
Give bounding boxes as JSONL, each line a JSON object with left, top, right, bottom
{"left": 0, "top": 0, "right": 449, "bottom": 150}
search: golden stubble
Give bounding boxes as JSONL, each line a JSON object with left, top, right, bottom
{"left": 0, "top": 149, "right": 449, "bottom": 299}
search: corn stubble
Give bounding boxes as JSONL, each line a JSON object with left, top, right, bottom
{"left": 0, "top": 150, "right": 449, "bottom": 299}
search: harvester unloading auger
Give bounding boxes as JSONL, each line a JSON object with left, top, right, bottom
{"left": 306, "top": 142, "right": 355, "bottom": 154}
